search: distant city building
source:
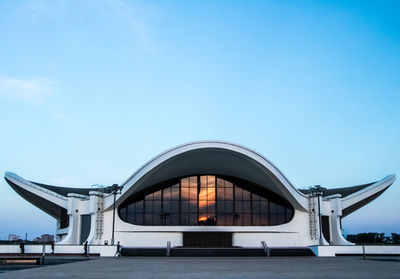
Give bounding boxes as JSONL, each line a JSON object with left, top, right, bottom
{"left": 40, "top": 234, "right": 54, "bottom": 243}
{"left": 4, "top": 141, "right": 396, "bottom": 248}
{"left": 8, "top": 234, "right": 20, "bottom": 241}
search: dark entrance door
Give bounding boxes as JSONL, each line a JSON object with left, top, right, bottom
{"left": 80, "top": 214, "right": 91, "bottom": 244}
{"left": 183, "top": 232, "right": 232, "bottom": 247}
{"left": 321, "top": 216, "right": 331, "bottom": 243}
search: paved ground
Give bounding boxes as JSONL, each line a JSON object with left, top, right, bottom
{"left": 1, "top": 256, "right": 399, "bottom": 278}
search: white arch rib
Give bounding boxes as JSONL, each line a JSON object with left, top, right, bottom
{"left": 5, "top": 171, "right": 68, "bottom": 208}
{"left": 341, "top": 174, "right": 396, "bottom": 212}
{"left": 104, "top": 141, "right": 309, "bottom": 211}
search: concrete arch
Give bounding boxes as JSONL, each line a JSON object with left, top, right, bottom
{"left": 106, "top": 141, "right": 309, "bottom": 211}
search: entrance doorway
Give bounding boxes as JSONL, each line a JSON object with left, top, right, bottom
{"left": 183, "top": 232, "right": 232, "bottom": 247}
{"left": 80, "top": 214, "right": 91, "bottom": 244}
{"left": 321, "top": 216, "right": 331, "bottom": 244}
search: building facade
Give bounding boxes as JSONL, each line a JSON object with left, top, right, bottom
{"left": 4, "top": 141, "right": 396, "bottom": 248}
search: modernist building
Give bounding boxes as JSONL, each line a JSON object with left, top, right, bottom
{"left": 4, "top": 141, "right": 396, "bottom": 248}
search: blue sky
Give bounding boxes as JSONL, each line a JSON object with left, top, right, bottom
{"left": 0, "top": 0, "right": 399, "bottom": 240}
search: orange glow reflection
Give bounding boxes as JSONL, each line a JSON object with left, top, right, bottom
{"left": 198, "top": 175, "right": 216, "bottom": 209}
{"left": 198, "top": 217, "right": 207, "bottom": 222}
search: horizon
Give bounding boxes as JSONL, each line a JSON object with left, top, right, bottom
{"left": 0, "top": 0, "right": 399, "bottom": 238}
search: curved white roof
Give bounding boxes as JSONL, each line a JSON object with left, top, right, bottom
{"left": 105, "top": 141, "right": 309, "bottom": 211}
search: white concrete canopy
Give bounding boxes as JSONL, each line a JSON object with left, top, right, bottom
{"left": 105, "top": 141, "right": 309, "bottom": 211}
{"left": 4, "top": 140, "right": 396, "bottom": 248}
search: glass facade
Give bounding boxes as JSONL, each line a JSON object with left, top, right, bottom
{"left": 119, "top": 175, "right": 294, "bottom": 226}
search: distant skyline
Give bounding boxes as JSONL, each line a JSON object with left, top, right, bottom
{"left": 0, "top": 0, "right": 399, "bottom": 239}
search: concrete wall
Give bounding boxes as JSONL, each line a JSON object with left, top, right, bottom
{"left": 0, "top": 245, "right": 116, "bottom": 257}
{"left": 91, "top": 207, "right": 318, "bottom": 247}
{"left": 310, "top": 245, "right": 400, "bottom": 257}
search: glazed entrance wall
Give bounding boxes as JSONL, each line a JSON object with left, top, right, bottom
{"left": 118, "top": 175, "right": 294, "bottom": 226}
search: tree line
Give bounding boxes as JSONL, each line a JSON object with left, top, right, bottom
{"left": 345, "top": 233, "right": 400, "bottom": 244}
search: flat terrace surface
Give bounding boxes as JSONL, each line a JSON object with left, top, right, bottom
{"left": 1, "top": 256, "right": 400, "bottom": 278}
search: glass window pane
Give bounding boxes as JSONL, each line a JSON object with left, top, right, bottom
{"left": 190, "top": 187, "right": 197, "bottom": 200}
{"left": 252, "top": 200, "right": 261, "bottom": 213}
{"left": 199, "top": 203, "right": 207, "bottom": 215}
{"left": 225, "top": 214, "right": 234, "bottom": 226}
{"left": 189, "top": 200, "right": 197, "bottom": 213}
{"left": 136, "top": 201, "right": 143, "bottom": 214}
{"left": 208, "top": 202, "right": 215, "bottom": 214}
{"left": 153, "top": 214, "right": 162, "bottom": 226}
{"left": 163, "top": 200, "right": 171, "bottom": 213}
{"left": 235, "top": 214, "right": 243, "bottom": 226}
{"left": 181, "top": 214, "right": 189, "bottom": 225}
{"left": 270, "top": 214, "right": 278, "bottom": 226}
{"left": 171, "top": 184, "right": 179, "bottom": 200}
{"left": 235, "top": 186, "right": 242, "bottom": 201}
{"left": 126, "top": 213, "right": 134, "bottom": 224}
{"left": 235, "top": 201, "right": 243, "bottom": 213}
{"left": 260, "top": 214, "right": 269, "bottom": 226}
{"left": 119, "top": 175, "right": 293, "bottom": 227}
{"left": 181, "top": 187, "right": 189, "bottom": 200}
{"left": 171, "top": 201, "right": 179, "bottom": 213}
{"left": 270, "top": 203, "right": 278, "bottom": 214}
{"left": 286, "top": 208, "right": 293, "bottom": 222}
{"left": 189, "top": 176, "right": 197, "bottom": 188}
{"left": 127, "top": 204, "right": 135, "bottom": 214}
{"left": 216, "top": 214, "right": 225, "bottom": 226}
{"left": 225, "top": 200, "right": 233, "bottom": 213}
{"left": 225, "top": 187, "right": 233, "bottom": 200}
{"left": 261, "top": 200, "right": 268, "bottom": 214}
{"left": 242, "top": 189, "right": 251, "bottom": 200}
{"left": 134, "top": 213, "right": 143, "bottom": 225}
{"left": 154, "top": 190, "right": 162, "bottom": 200}
{"left": 217, "top": 201, "right": 225, "bottom": 212}
{"left": 217, "top": 178, "right": 224, "bottom": 189}
{"left": 189, "top": 214, "right": 197, "bottom": 225}
{"left": 252, "top": 193, "right": 261, "bottom": 201}
{"left": 181, "top": 178, "right": 189, "bottom": 188}
{"left": 207, "top": 177, "right": 215, "bottom": 202}
{"left": 278, "top": 213, "right": 286, "bottom": 224}
{"left": 181, "top": 200, "right": 189, "bottom": 213}
{"left": 144, "top": 214, "right": 152, "bottom": 225}
{"left": 199, "top": 176, "right": 207, "bottom": 201}
{"left": 145, "top": 201, "right": 153, "bottom": 213}
{"left": 170, "top": 213, "right": 179, "bottom": 225}
{"left": 163, "top": 187, "right": 171, "bottom": 201}
{"left": 243, "top": 200, "right": 251, "bottom": 213}
{"left": 153, "top": 200, "right": 162, "bottom": 213}
{"left": 164, "top": 213, "right": 171, "bottom": 225}
{"left": 243, "top": 213, "right": 251, "bottom": 226}
{"left": 253, "top": 214, "right": 261, "bottom": 226}
{"left": 200, "top": 175, "right": 207, "bottom": 188}
{"left": 217, "top": 187, "right": 225, "bottom": 200}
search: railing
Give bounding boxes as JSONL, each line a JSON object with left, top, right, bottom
{"left": 67, "top": 193, "right": 90, "bottom": 200}
{"left": 166, "top": 241, "right": 171, "bottom": 257}
{"left": 6, "top": 172, "right": 68, "bottom": 201}
{"left": 261, "top": 241, "right": 271, "bottom": 258}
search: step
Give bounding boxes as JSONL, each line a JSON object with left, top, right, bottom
{"left": 0, "top": 257, "right": 41, "bottom": 265}
{"left": 121, "top": 247, "right": 314, "bottom": 257}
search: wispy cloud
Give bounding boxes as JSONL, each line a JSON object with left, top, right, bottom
{"left": 21, "top": 0, "right": 47, "bottom": 21}
{"left": 0, "top": 76, "right": 54, "bottom": 104}
{"left": 17, "top": 0, "right": 156, "bottom": 52}
{"left": 0, "top": 117, "right": 13, "bottom": 127}
{"left": 53, "top": 109, "right": 66, "bottom": 120}
{"left": 20, "top": 0, "right": 68, "bottom": 23}
{"left": 105, "top": 0, "right": 156, "bottom": 52}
